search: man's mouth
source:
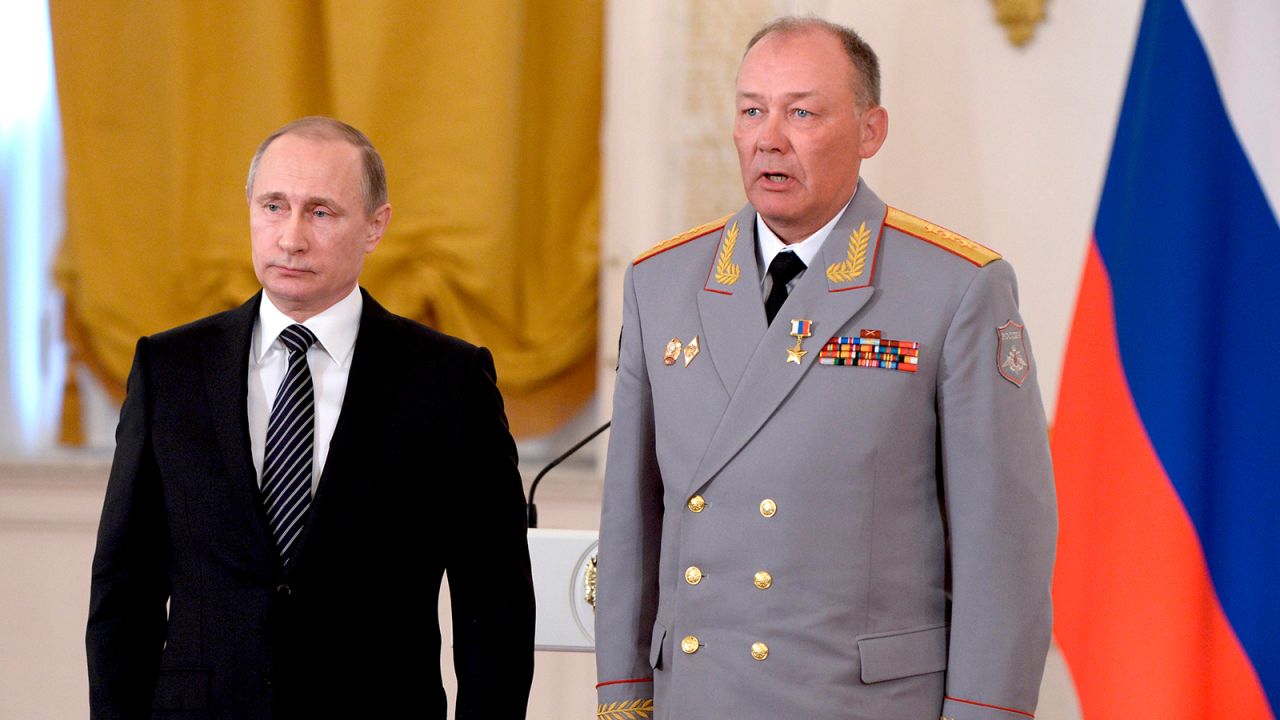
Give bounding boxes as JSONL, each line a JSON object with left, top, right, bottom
{"left": 763, "top": 172, "right": 789, "bottom": 183}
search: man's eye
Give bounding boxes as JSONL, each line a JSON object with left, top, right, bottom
{"left": 313, "top": 209, "right": 330, "bottom": 218}
{"left": 744, "top": 108, "right": 761, "bottom": 117}
{"left": 265, "top": 203, "right": 281, "bottom": 213}
{"left": 794, "top": 108, "right": 812, "bottom": 118}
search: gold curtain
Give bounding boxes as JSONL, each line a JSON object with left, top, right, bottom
{"left": 49, "top": 0, "right": 601, "bottom": 438}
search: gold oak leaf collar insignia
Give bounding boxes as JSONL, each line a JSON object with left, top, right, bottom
{"left": 714, "top": 221, "right": 741, "bottom": 286}
{"left": 826, "top": 222, "right": 871, "bottom": 283}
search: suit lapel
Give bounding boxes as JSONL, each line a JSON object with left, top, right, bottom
{"left": 290, "top": 289, "right": 390, "bottom": 571}
{"left": 201, "top": 293, "right": 276, "bottom": 560}
{"left": 697, "top": 204, "right": 766, "bottom": 396}
{"left": 688, "top": 182, "right": 889, "bottom": 495}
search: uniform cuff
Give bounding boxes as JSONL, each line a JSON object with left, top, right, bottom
{"left": 941, "top": 695, "right": 1035, "bottom": 720}
{"left": 596, "top": 678, "right": 654, "bottom": 719}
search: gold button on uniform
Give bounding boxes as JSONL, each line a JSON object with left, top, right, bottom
{"left": 759, "top": 498, "right": 777, "bottom": 517}
{"left": 681, "top": 635, "right": 700, "bottom": 654}
{"left": 751, "top": 642, "right": 769, "bottom": 660}
{"left": 684, "top": 566, "right": 703, "bottom": 585}
{"left": 753, "top": 571, "right": 772, "bottom": 589}
{"left": 687, "top": 495, "right": 706, "bottom": 513}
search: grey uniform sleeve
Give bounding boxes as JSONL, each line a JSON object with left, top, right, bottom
{"left": 595, "top": 264, "right": 664, "bottom": 715}
{"left": 936, "top": 260, "right": 1058, "bottom": 720}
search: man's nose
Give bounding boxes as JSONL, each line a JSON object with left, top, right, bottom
{"left": 279, "top": 212, "right": 308, "bottom": 253}
{"left": 756, "top": 112, "right": 787, "bottom": 153}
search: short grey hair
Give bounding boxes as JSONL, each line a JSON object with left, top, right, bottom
{"left": 745, "top": 16, "right": 881, "bottom": 108}
{"left": 245, "top": 116, "right": 388, "bottom": 216}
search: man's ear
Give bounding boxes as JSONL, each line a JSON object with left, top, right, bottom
{"left": 859, "top": 106, "right": 889, "bottom": 159}
{"left": 365, "top": 203, "right": 392, "bottom": 253}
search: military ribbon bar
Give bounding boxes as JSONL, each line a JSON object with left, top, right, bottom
{"left": 819, "top": 336, "right": 921, "bottom": 373}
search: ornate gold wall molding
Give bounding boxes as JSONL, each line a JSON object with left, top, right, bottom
{"left": 993, "top": 0, "right": 1048, "bottom": 47}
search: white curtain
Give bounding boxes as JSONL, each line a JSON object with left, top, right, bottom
{"left": 0, "top": 1, "right": 65, "bottom": 454}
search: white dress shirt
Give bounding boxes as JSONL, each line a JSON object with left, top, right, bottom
{"left": 248, "top": 285, "right": 362, "bottom": 494}
{"left": 756, "top": 189, "right": 858, "bottom": 300}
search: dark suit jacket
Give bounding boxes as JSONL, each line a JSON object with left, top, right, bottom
{"left": 87, "top": 289, "right": 535, "bottom": 719}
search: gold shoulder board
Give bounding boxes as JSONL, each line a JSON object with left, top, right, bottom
{"left": 884, "top": 207, "right": 1001, "bottom": 267}
{"left": 633, "top": 214, "right": 734, "bottom": 266}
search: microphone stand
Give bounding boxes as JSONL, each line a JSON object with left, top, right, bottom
{"left": 526, "top": 421, "right": 611, "bottom": 529}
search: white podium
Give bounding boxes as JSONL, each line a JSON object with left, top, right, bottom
{"left": 528, "top": 528, "right": 600, "bottom": 651}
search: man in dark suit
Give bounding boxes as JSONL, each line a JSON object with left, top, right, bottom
{"left": 87, "top": 116, "right": 534, "bottom": 719}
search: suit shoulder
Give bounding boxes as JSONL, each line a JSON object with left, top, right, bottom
{"left": 633, "top": 213, "right": 734, "bottom": 266}
{"left": 374, "top": 310, "right": 501, "bottom": 385}
{"left": 145, "top": 304, "right": 249, "bottom": 347}
{"left": 883, "top": 207, "right": 1001, "bottom": 267}
{"left": 381, "top": 311, "right": 479, "bottom": 358}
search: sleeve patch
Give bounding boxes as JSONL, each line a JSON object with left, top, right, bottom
{"left": 996, "top": 320, "right": 1030, "bottom": 387}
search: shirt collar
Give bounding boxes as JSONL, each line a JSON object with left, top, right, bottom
{"left": 253, "top": 285, "right": 363, "bottom": 367}
{"left": 756, "top": 187, "right": 858, "bottom": 275}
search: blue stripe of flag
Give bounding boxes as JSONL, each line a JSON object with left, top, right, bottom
{"left": 1094, "top": 0, "right": 1280, "bottom": 709}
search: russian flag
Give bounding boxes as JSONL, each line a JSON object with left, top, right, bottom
{"left": 1052, "top": 0, "right": 1279, "bottom": 717}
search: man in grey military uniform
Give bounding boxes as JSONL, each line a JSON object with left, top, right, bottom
{"left": 594, "top": 16, "right": 1056, "bottom": 720}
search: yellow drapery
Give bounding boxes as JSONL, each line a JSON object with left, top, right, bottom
{"left": 49, "top": 0, "right": 601, "bottom": 439}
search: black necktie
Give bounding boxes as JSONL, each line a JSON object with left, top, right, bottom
{"left": 764, "top": 251, "right": 806, "bottom": 325}
{"left": 262, "top": 323, "right": 318, "bottom": 566}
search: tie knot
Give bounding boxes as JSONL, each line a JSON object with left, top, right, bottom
{"left": 278, "top": 324, "right": 317, "bottom": 355}
{"left": 768, "top": 251, "right": 806, "bottom": 288}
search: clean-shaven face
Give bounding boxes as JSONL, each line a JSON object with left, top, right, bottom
{"left": 734, "top": 28, "right": 887, "bottom": 243}
{"left": 248, "top": 133, "right": 389, "bottom": 321}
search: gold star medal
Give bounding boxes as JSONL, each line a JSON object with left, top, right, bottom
{"left": 786, "top": 319, "right": 813, "bottom": 365}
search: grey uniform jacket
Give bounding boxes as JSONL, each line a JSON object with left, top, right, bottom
{"left": 595, "top": 181, "right": 1057, "bottom": 720}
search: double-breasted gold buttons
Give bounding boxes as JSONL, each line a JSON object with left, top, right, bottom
{"left": 681, "top": 635, "right": 700, "bottom": 654}
{"left": 684, "top": 566, "right": 703, "bottom": 585}
{"left": 688, "top": 495, "right": 706, "bottom": 513}
{"left": 759, "top": 498, "right": 777, "bottom": 517}
{"left": 750, "top": 642, "right": 769, "bottom": 660}
{"left": 753, "top": 571, "right": 772, "bottom": 589}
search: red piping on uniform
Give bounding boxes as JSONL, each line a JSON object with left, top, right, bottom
{"left": 944, "top": 696, "right": 1034, "bottom": 718}
{"left": 884, "top": 224, "right": 987, "bottom": 267}
{"left": 827, "top": 207, "right": 886, "bottom": 293}
{"left": 595, "top": 677, "right": 652, "bottom": 689}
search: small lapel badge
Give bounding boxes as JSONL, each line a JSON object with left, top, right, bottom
{"left": 684, "top": 335, "right": 700, "bottom": 367}
{"left": 996, "top": 320, "right": 1030, "bottom": 387}
{"left": 860, "top": 329, "right": 881, "bottom": 339}
{"left": 664, "top": 337, "right": 682, "bottom": 366}
{"left": 786, "top": 319, "right": 813, "bottom": 365}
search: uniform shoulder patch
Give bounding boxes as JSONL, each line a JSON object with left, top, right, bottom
{"left": 884, "top": 207, "right": 1001, "bottom": 267}
{"left": 633, "top": 214, "right": 733, "bottom": 266}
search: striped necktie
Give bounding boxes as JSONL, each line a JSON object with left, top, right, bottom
{"left": 262, "top": 323, "right": 318, "bottom": 566}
